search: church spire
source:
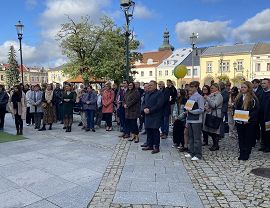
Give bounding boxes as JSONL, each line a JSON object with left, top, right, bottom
{"left": 159, "top": 28, "right": 174, "bottom": 51}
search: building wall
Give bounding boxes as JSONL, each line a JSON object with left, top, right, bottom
{"left": 133, "top": 66, "right": 157, "bottom": 84}
{"left": 48, "top": 69, "right": 70, "bottom": 85}
{"left": 251, "top": 54, "right": 270, "bottom": 80}
{"left": 156, "top": 65, "right": 200, "bottom": 88}
{"left": 200, "top": 54, "right": 252, "bottom": 85}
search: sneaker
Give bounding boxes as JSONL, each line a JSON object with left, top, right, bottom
{"left": 26, "top": 123, "right": 30, "bottom": 126}
{"left": 191, "top": 156, "right": 200, "bottom": 161}
{"left": 184, "top": 153, "right": 192, "bottom": 158}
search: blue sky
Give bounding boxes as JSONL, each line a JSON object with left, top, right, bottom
{"left": 0, "top": 0, "right": 270, "bottom": 67}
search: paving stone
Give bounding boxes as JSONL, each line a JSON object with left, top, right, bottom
{"left": 24, "top": 199, "right": 60, "bottom": 208}
{"left": 130, "top": 181, "right": 170, "bottom": 193}
{"left": 113, "top": 191, "right": 157, "bottom": 204}
{"left": 47, "top": 185, "right": 96, "bottom": 208}
{"left": 7, "top": 169, "right": 54, "bottom": 187}
{"left": 157, "top": 192, "right": 187, "bottom": 206}
{"left": 0, "top": 188, "right": 42, "bottom": 208}
{"left": 0, "top": 177, "right": 20, "bottom": 194}
{"left": 25, "top": 176, "right": 78, "bottom": 198}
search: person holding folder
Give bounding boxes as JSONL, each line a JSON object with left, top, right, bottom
{"left": 184, "top": 81, "right": 205, "bottom": 161}
{"left": 234, "top": 81, "right": 259, "bottom": 161}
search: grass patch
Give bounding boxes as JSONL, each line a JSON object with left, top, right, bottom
{"left": 0, "top": 131, "right": 27, "bottom": 143}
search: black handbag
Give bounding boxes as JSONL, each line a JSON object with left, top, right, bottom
{"left": 205, "top": 108, "right": 222, "bottom": 129}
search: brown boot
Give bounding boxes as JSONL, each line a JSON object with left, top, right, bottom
{"left": 134, "top": 135, "right": 139, "bottom": 143}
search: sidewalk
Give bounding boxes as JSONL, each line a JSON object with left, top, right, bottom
{"left": 0, "top": 114, "right": 119, "bottom": 208}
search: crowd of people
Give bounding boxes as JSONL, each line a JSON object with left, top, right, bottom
{"left": 0, "top": 77, "right": 269, "bottom": 161}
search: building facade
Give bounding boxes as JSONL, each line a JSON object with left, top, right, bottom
{"left": 251, "top": 43, "right": 270, "bottom": 80}
{"left": 133, "top": 50, "right": 172, "bottom": 84}
{"left": 200, "top": 44, "right": 255, "bottom": 86}
{"left": 48, "top": 65, "right": 70, "bottom": 86}
{"left": 156, "top": 48, "right": 192, "bottom": 87}
{"left": 0, "top": 64, "right": 48, "bottom": 87}
{"left": 200, "top": 43, "right": 270, "bottom": 86}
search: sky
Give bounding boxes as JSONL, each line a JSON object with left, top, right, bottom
{"left": 0, "top": 0, "right": 270, "bottom": 68}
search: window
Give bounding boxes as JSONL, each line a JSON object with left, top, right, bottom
{"left": 256, "top": 56, "right": 260, "bottom": 59}
{"left": 0, "top": 75, "right": 4, "bottom": 81}
{"left": 219, "top": 61, "right": 230, "bottom": 72}
{"left": 267, "top": 63, "right": 270, "bottom": 71}
{"left": 159, "top": 71, "right": 162, "bottom": 76}
{"left": 141, "top": 71, "right": 144, "bottom": 77}
{"left": 193, "top": 68, "right": 198, "bottom": 76}
{"left": 237, "top": 60, "right": 243, "bottom": 71}
{"left": 172, "top": 70, "right": 174, "bottom": 75}
{"left": 149, "top": 71, "right": 153, "bottom": 76}
{"left": 255, "top": 63, "right": 261, "bottom": 72}
{"left": 187, "top": 69, "right": 191, "bottom": 76}
{"left": 31, "top": 76, "right": 34, "bottom": 82}
{"left": 206, "top": 62, "right": 212, "bottom": 73}
{"left": 165, "top": 70, "right": 168, "bottom": 76}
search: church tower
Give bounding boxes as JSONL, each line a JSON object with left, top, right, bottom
{"left": 158, "top": 28, "right": 174, "bottom": 51}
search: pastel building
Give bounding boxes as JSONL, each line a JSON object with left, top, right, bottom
{"left": 48, "top": 65, "right": 70, "bottom": 86}
{"left": 156, "top": 48, "right": 192, "bottom": 87}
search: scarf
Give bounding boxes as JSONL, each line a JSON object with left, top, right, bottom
{"left": 45, "top": 90, "right": 53, "bottom": 103}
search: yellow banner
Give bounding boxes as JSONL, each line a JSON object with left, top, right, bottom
{"left": 233, "top": 110, "right": 249, "bottom": 122}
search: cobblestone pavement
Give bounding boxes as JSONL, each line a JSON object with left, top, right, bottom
{"left": 180, "top": 136, "right": 270, "bottom": 208}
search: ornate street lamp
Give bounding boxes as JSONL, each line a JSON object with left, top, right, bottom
{"left": 120, "top": 0, "right": 135, "bottom": 80}
{"left": 15, "top": 20, "right": 24, "bottom": 84}
{"left": 190, "top": 32, "right": 198, "bottom": 81}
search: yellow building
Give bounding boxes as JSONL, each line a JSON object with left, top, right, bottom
{"left": 48, "top": 65, "right": 70, "bottom": 86}
{"left": 200, "top": 43, "right": 255, "bottom": 86}
{"left": 200, "top": 43, "right": 270, "bottom": 86}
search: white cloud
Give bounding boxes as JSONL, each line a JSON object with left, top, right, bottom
{"left": 133, "top": 3, "right": 155, "bottom": 19}
{"left": 0, "top": 41, "right": 37, "bottom": 64}
{"left": 233, "top": 9, "right": 270, "bottom": 42}
{"left": 175, "top": 19, "right": 231, "bottom": 44}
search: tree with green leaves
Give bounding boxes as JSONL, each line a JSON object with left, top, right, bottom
{"left": 57, "top": 15, "right": 141, "bottom": 84}
{"left": 5, "top": 46, "right": 20, "bottom": 88}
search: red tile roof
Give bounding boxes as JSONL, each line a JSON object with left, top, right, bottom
{"left": 2, "top": 64, "right": 28, "bottom": 72}
{"left": 135, "top": 50, "right": 172, "bottom": 68}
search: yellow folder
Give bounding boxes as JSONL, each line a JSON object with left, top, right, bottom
{"left": 266, "top": 121, "right": 270, "bottom": 131}
{"left": 233, "top": 110, "right": 249, "bottom": 122}
{"left": 184, "top": 100, "right": 195, "bottom": 111}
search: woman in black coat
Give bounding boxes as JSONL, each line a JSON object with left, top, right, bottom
{"left": 234, "top": 81, "right": 259, "bottom": 161}
{"left": 124, "top": 82, "right": 141, "bottom": 143}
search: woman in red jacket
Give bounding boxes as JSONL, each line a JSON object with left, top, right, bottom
{"left": 102, "top": 82, "right": 115, "bottom": 131}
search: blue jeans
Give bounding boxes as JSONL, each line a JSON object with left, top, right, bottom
{"left": 85, "top": 109, "right": 95, "bottom": 129}
{"left": 161, "top": 115, "right": 170, "bottom": 135}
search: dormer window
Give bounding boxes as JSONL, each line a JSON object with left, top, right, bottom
{"left": 147, "top": 59, "right": 153, "bottom": 64}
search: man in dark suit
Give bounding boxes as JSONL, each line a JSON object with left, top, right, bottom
{"left": 141, "top": 81, "right": 164, "bottom": 154}
{"left": 158, "top": 81, "right": 170, "bottom": 139}
{"left": 252, "top": 79, "right": 264, "bottom": 144}
{"left": 258, "top": 78, "right": 270, "bottom": 152}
